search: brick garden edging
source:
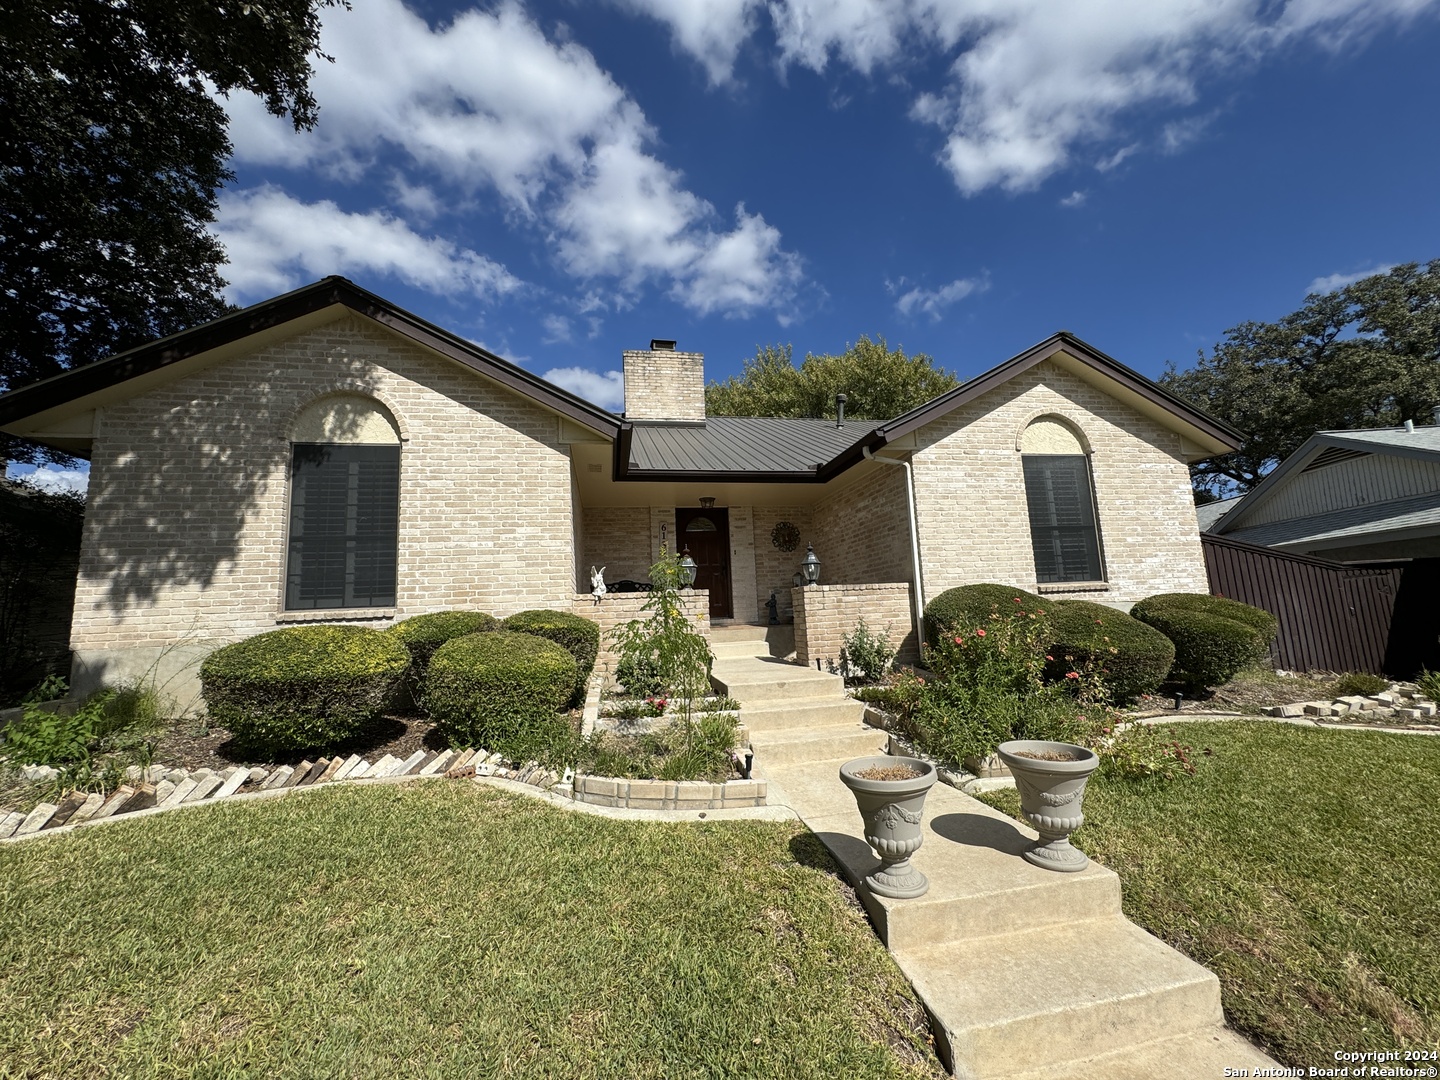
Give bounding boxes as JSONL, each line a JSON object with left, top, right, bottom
{"left": 570, "top": 775, "right": 766, "bottom": 809}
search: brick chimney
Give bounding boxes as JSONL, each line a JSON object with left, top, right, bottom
{"left": 622, "top": 339, "right": 705, "bottom": 422}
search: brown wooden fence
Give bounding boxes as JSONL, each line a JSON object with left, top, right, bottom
{"left": 1200, "top": 533, "right": 1402, "bottom": 675}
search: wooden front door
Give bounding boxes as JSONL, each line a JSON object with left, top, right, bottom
{"left": 676, "top": 508, "right": 732, "bottom": 619}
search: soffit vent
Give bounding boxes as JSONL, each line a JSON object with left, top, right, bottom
{"left": 1301, "top": 446, "right": 1372, "bottom": 472}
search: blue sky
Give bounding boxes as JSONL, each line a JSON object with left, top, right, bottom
{"left": 13, "top": 0, "right": 1440, "bottom": 492}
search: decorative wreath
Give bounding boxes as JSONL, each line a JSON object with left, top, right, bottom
{"left": 770, "top": 521, "right": 801, "bottom": 552}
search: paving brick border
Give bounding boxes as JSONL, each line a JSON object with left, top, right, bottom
{"left": 570, "top": 775, "right": 766, "bottom": 809}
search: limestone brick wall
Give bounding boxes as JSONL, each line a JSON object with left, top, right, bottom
{"left": 909, "top": 359, "right": 1208, "bottom": 607}
{"left": 750, "top": 506, "right": 815, "bottom": 623}
{"left": 581, "top": 508, "right": 652, "bottom": 586}
{"left": 791, "top": 583, "right": 918, "bottom": 669}
{"left": 72, "top": 314, "right": 578, "bottom": 704}
{"left": 621, "top": 348, "right": 705, "bottom": 421}
{"left": 570, "top": 590, "right": 711, "bottom": 676}
{"left": 811, "top": 465, "right": 913, "bottom": 586}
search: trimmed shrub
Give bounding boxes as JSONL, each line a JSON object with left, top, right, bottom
{"left": 423, "top": 631, "right": 579, "bottom": 760}
{"left": 1045, "top": 600, "right": 1175, "bottom": 704}
{"left": 1130, "top": 593, "right": 1277, "bottom": 693}
{"left": 200, "top": 626, "right": 409, "bottom": 754}
{"left": 924, "top": 583, "right": 1047, "bottom": 640}
{"left": 501, "top": 610, "right": 600, "bottom": 706}
{"left": 389, "top": 610, "right": 498, "bottom": 675}
{"left": 1330, "top": 671, "right": 1390, "bottom": 697}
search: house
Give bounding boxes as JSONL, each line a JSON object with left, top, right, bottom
{"left": 1206, "top": 423, "right": 1440, "bottom": 562}
{"left": 0, "top": 277, "right": 1241, "bottom": 709}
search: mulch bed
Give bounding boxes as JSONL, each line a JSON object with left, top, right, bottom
{"left": 151, "top": 713, "right": 445, "bottom": 772}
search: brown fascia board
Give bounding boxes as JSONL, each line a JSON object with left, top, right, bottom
{"left": 1200, "top": 530, "right": 1356, "bottom": 570}
{"left": 872, "top": 331, "right": 1246, "bottom": 451}
{"left": 0, "top": 276, "right": 622, "bottom": 437}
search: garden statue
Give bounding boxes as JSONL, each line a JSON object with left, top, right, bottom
{"left": 590, "top": 565, "right": 607, "bottom": 604}
{"left": 766, "top": 591, "right": 779, "bottom": 624}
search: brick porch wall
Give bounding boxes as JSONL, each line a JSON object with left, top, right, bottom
{"left": 791, "top": 583, "right": 918, "bottom": 669}
{"left": 570, "top": 590, "right": 711, "bottom": 677}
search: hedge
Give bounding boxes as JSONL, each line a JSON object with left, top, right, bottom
{"left": 199, "top": 625, "right": 409, "bottom": 755}
{"left": 1045, "top": 599, "right": 1175, "bottom": 704}
{"left": 423, "top": 631, "right": 579, "bottom": 760}
{"left": 388, "top": 610, "right": 498, "bottom": 677}
{"left": 1130, "top": 593, "right": 1277, "bottom": 693}
{"left": 924, "top": 583, "right": 1048, "bottom": 640}
{"left": 500, "top": 610, "right": 600, "bottom": 706}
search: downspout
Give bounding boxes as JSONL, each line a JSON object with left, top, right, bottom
{"left": 862, "top": 446, "right": 926, "bottom": 654}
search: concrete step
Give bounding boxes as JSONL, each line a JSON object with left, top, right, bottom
{"left": 1003, "top": 1026, "right": 1275, "bottom": 1080}
{"left": 711, "top": 661, "right": 845, "bottom": 704}
{"left": 764, "top": 769, "right": 1120, "bottom": 951}
{"left": 900, "top": 917, "right": 1223, "bottom": 1080}
{"left": 708, "top": 622, "right": 773, "bottom": 642}
{"left": 740, "top": 697, "right": 868, "bottom": 731}
{"left": 711, "top": 639, "right": 776, "bottom": 659}
{"left": 749, "top": 723, "right": 887, "bottom": 767}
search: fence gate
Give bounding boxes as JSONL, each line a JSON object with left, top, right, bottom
{"left": 1200, "top": 533, "right": 1402, "bottom": 675}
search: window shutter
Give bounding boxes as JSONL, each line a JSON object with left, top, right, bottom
{"left": 1022, "top": 455, "right": 1103, "bottom": 583}
{"left": 286, "top": 445, "right": 399, "bottom": 609}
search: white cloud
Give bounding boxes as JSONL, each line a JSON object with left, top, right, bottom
{"left": 612, "top": 0, "right": 762, "bottom": 84}
{"left": 221, "top": 0, "right": 804, "bottom": 319}
{"left": 6, "top": 462, "right": 90, "bottom": 496}
{"left": 214, "top": 186, "right": 521, "bottom": 303}
{"left": 1059, "top": 190, "right": 1086, "bottom": 208}
{"left": 542, "top": 314, "right": 574, "bottom": 344}
{"left": 892, "top": 273, "right": 990, "bottom": 320}
{"left": 1306, "top": 264, "right": 1397, "bottom": 295}
{"left": 542, "top": 367, "right": 626, "bottom": 411}
{"left": 623, "top": 0, "right": 1440, "bottom": 195}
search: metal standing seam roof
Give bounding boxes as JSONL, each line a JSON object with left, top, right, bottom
{"left": 1223, "top": 489, "right": 1440, "bottom": 548}
{"left": 626, "top": 417, "right": 868, "bottom": 474}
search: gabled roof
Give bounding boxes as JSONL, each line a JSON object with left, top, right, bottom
{"left": 1224, "top": 489, "right": 1440, "bottom": 550}
{"left": 1195, "top": 495, "right": 1244, "bottom": 531}
{"left": 0, "top": 277, "right": 622, "bottom": 445}
{"left": 872, "top": 331, "right": 1244, "bottom": 457}
{"left": 1214, "top": 425, "right": 1440, "bottom": 535}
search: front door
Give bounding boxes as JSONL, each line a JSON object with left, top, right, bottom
{"left": 676, "top": 508, "right": 733, "bottom": 619}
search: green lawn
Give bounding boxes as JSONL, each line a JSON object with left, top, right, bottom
{"left": 977, "top": 721, "right": 1440, "bottom": 1066}
{"left": 0, "top": 783, "right": 945, "bottom": 1079}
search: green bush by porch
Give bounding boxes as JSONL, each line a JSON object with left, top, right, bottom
{"left": 423, "top": 631, "right": 578, "bottom": 763}
{"left": 1045, "top": 599, "right": 1175, "bottom": 703}
{"left": 922, "top": 582, "right": 1046, "bottom": 641}
{"left": 198, "top": 625, "right": 409, "bottom": 755}
{"left": 388, "top": 610, "right": 499, "bottom": 677}
{"left": 500, "top": 609, "right": 600, "bottom": 706}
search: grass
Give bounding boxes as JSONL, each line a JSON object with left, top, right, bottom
{"left": 0, "top": 782, "right": 944, "bottom": 1080}
{"left": 975, "top": 721, "right": 1440, "bottom": 1066}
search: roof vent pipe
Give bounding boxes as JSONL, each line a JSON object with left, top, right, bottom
{"left": 1405, "top": 419, "right": 1416, "bottom": 433}
{"left": 835, "top": 393, "right": 847, "bottom": 428}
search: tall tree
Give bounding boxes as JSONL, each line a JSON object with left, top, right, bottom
{"left": 706, "top": 336, "right": 960, "bottom": 421}
{"left": 0, "top": 0, "right": 341, "bottom": 462}
{"left": 1161, "top": 261, "right": 1440, "bottom": 497}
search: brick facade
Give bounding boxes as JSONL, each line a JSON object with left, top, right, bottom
{"left": 811, "top": 464, "right": 913, "bottom": 586}
{"left": 791, "top": 583, "right": 918, "bottom": 669}
{"left": 72, "top": 315, "right": 579, "bottom": 706}
{"left": 569, "top": 590, "right": 710, "bottom": 676}
{"left": 909, "top": 359, "right": 1208, "bottom": 607}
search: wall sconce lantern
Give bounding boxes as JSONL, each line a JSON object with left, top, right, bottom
{"left": 679, "top": 546, "right": 698, "bottom": 588}
{"left": 698, "top": 496, "right": 716, "bottom": 510}
{"left": 800, "top": 543, "right": 821, "bottom": 586}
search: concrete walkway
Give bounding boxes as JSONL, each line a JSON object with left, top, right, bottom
{"left": 709, "top": 623, "right": 1278, "bottom": 1080}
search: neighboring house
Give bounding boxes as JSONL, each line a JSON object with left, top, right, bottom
{"left": 0, "top": 277, "right": 1241, "bottom": 707}
{"left": 1207, "top": 424, "right": 1440, "bottom": 562}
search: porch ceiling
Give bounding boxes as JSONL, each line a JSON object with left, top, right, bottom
{"left": 572, "top": 441, "right": 887, "bottom": 507}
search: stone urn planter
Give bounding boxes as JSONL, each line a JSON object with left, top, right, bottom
{"left": 997, "top": 740, "right": 1099, "bottom": 872}
{"left": 839, "top": 755, "right": 938, "bottom": 899}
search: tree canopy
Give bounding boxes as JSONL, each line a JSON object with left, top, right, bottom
{"left": 705, "top": 336, "right": 960, "bottom": 421}
{"left": 0, "top": 0, "right": 340, "bottom": 462}
{"left": 1161, "top": 261, "right": 1440, "bottom": 497}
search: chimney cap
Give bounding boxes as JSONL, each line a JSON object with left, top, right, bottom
{"left": 650, "top": 338, "right": 676, "bottom": 351}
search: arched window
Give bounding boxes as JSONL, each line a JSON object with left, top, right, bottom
{"left": 285, "top": 395, "right": 401, "bottom": 610}
{"left": 1020, "top": 417, "right": 1104, "bottom": 584}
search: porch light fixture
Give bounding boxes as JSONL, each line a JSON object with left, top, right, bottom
{"left": 679, "top": 546, "right": 698, "bottom": 588}
{"left": 800, "top": 543, "right": 821, "bottom": 586}
{"left": 698, "top": 496, "right": 716, "bottom": 510}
